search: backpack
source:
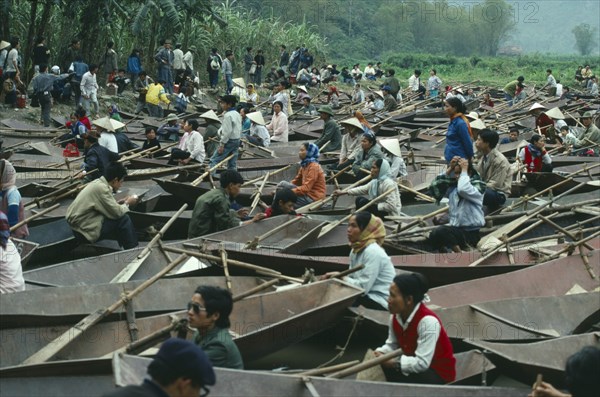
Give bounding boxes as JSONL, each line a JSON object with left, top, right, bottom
{"left": 210, "top": 56, "right": 220, "bottom": 71}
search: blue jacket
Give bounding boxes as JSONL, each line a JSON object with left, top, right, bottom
{"left": 444, "top": 115, "right": 473, "bottom": 163}
{"left": 127, "top": 55, "right": 142, "bottom": 74}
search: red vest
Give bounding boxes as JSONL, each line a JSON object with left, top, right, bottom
{"left": 523, "top": 145, "right": 545, "bottom": 173}
{"left": 392, "top": 304, "right": 456, "bottom": 383}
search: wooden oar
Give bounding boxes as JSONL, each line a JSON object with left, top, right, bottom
{"left": 387, "top": 205, "right": 449, "bottom": 237}
{"left": 296, "top": 174, "right": 372, "bottom": 214}
{"left": 244, "top": 217, "right": 302, "bottom": 250}
{"left": 110, "top": 203, "right": 188, "bottom": 283}
{"left": 242, "top": 164, "right": 294, "bottom": 187}
{"left": 318, "top": 187, "right": 397, "bottom": 238}
{"left": 241, "top": 138, "right": 275, "bottom": 158}
{"left": 10, "top": 203, "right": 60, "bottom": 232}
{"left": 248, "top": 173, "right": 270, "bottom": 215}
{"left": 397, "top": 180, "right": 435, "bottom": 202}
{"left": 190, "top": 154, "right": 234, "bottom": 186}
{"left": 21, "top": 254, "right": 189, "bottom": 365}
{"left": 2, "top": 140, "right": 30, "bottom": 150}
{"left": 162, "top": 246, "right": 304, "bottom": 284}
{"left": 327, "top": 348, "right": 404, "bottom": 379}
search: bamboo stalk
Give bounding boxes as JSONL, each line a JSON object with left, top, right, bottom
{"left": 297, "top": 174, "right": 372, "bottom": 214}
{"left": 220, "top": 243, "right": 233, "bottom": 293}
{"left": 297, "top": 360, "right": 361, "bottom": 377}
{"left": 244, "top": 217, "right": 302, "bottom": 249}
{"left": 248, "top": 173, "right": 270, "bottom": 215}
{"left": 242, "top": 164, "right": 294, "bottom": 187}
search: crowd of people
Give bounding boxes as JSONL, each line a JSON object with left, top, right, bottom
{"left": 1, "top": 34, "right": 599, "bottom": 393}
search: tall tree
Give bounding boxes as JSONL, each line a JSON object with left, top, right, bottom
{"left": 572, "top": 23, "right": 598, "bottom": 56}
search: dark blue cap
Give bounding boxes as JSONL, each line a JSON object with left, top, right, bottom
{"left": 155, "top": 338, "right": 216, "bottom": 386}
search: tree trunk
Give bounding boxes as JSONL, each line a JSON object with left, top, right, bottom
{"left": 24, "top": 0, "right": 39, "bottom": 83}
{"left": 36, "top": 0, "right": 54, "bottom": 46}
{"left": 0, "top": 0, "right": 10, "bottom": 39}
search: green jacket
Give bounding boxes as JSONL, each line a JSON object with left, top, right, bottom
{"left": 193, "top": 326, "right": 244, "bottom": 369}
{"left": 66, "top": 177, "right": 129, "bottom": 242}
{"left": 314, "top": 118, "right": 341, "bottom": 152}
{"left": 188, "top": 188, "right": 240, "bottom": 238}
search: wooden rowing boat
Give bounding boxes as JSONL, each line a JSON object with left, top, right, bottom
{"left": 466, "top": 333, "right": 600, "bottom": 388}
{"left": 0, "top": 276, "right": 273, "bottom": 327}
{"left": 10, "top": 238, "right": 39, "bottom": 267}
{"left": 427, "top": 250, "right": 600, "bottom": 309}
{"left": 0, "top": 354, "right": 525, "bottom": 397}
{"left": 349, "top": 293, "right": 600, "bottom": 344}
{"left": 200, "top": 215, "right": 326, "bottom": 254}
{"left": 0, "top": 279, "right": 362, "bottom": 366}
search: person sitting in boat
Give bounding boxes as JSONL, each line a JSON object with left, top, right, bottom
{"left": 157, "top": 113, "right": 181, "bottom": 142}
{"left": 314, "top": 105, "right": 342, "bottom": 153}
{"left": 382, "top": 85, "right": 397, "bottom": 112}
{"left": 264, "top": 188, "right": 297, "bottom": 218}
{"left": 60, "top": 112, "right": 87, "bottom": 149}
{"left": 189, "top": 170, "right": 257, "bottom": 238}
{"left": 328, "top": 117, "right": 363, "bottom": 172}
{"left": 475, "top": 129, "right": 512, "bottom": 212}
{"left": 199, "top": 110, "right": 221, "bottom": 159}
{"left": 518, "top": 134, "right": 552, "bottom": 173}
{"left": 244, "top": 83, "right": 259, "bottom": 107}
{"left": 374, "top": 273, "right": 456, "bottom": 384}
{"left": 370, "top": 91, "right": 385, "bottom": 111}
{"left": 295, "top": 85, "right": 310, "bottom": 103}
{"left": 380, "top": 138, "right": 407, "bottom": 178}
{"left": 141, "top": 127, "right": 161, "bottom": 156}
{"left": 529, "top": 102, "right": 554, "bottom": 141}
{"left": 352, "top": 131, "right": 384, "bottom": 179}
{"left": 443, "top": 97, "right": 473, "bottom": 164}
{"left": 277, "top": 143, "right": 326, "bottom": 208}
{"left": 322, "top": 211, "right": 395, "bottom": 310}
{"left": 246, "top": 112, "right": 270, "bottom": 148}
{"left": 528, "top": 346, "right": 599, "bottom": 397}
{"left": 168, "top": 118, "right": 205, "bottom": 166}
{"left": 327, "top": 84, "right": 340, "bottom": 109}
{"left": 0, "top": 160, "right": 28, "bottom": 238}
{"left": 268, "top": 81, "right": 292, "bottom": 116}
{"left": 573, "top": 111, "right": 600, "bottom": 156}
{"left": 103, "top": 338, "right": 216, "bottom": 397}
{"left": 188, "top": 285, "right": 244, "bottom": 369}
{"left": 428, "top": 157, "right": 486, "bottom": 253}
{"left": 299, "top": 96, "right": 318, "bottom": 116}
{"left": 94, "top": 117, "right": 120, "bottom": 154}
{"left": 0, "top": 210, "right": 25, "bottom": 294}
{"left": 239, "top": 107, "right": 251, "bottom": 137}
{"left": 334, "top": 159, "right": 401, "bottom": 219}
{"left": 266, "top": 101, "right": 288, "bottom": 143}
{"left": 66, "top": 162, "right": 139, "bottom": 250}
{"left": 500, "top": 125, "right": 520, "bottom": 144}
{"left": 81, "top": 130, "right": 121, "bottom": 181}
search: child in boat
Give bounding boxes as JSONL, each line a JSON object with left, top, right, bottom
{"left": 0, "top": 160, "right": 28, "bottom": 238}
{"left": 265, "top": 188, "right": 297, "bottom": 218}
{"left": 518, "top": 134, "right": 552, "bottom": 173}
{"left": 374, "top": 273, "right": 456, "bottom": 384}
{"left": 141, "top": 127, "right": 161, "bottom": 156}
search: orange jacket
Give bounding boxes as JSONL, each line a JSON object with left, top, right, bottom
{"left": 291, "top": 162, "right": 326, "bottom": 201}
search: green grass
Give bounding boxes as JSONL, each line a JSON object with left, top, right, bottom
{"left": 332, "top": 53, "right": 598, "bottom": 88}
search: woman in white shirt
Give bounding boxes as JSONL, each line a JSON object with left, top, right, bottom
{"left": 169, "top": 118, "right": 205, "bottom": 164}
{"left": 93, "top": 117, "right": 119, "bottom": 153}
{"left": 267, "top": 101, "right": 288, "bottom": 143}
{"left": 246, "top": 112, "right": 271, "bottom": 147}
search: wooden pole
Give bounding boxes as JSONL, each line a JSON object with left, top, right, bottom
{"left": 22, "top": 254, "right": 189, "bottom": 365}
{"left": 389, "top": 206, "right": 449, "bottom": 236}
{"left": 110, "top": 203, "right": 188, "bottom": 283}
{"left": 10, "top": 203, "right": 60, "bottom": 232}
{"left": 220, "top": 243, "right": 233, "bottom": 293}
{"left": 191, "top": 154, "right": 234, "bottom": 186}
{"left": 242, "top": 164, "right": 294, "bottom": 187}
{"left": 318, "top": 187, "right": 397, "bottom": 238}
{"left": 248, "top": 173, "right": 270, "bottom": 215}
{"left": 162, "top": 246, "right": 305, "bottom": 284}
{"left": 327, "top": 348, "right": 404, "bottom": 379}
{"left": 297, "top": 174, "right": 372, "bottom": 214}
{"left": 244, "top": 217, "right": 302, "bottom": 250}
{"left": 297, "top": 360, "right": 361, "bottom": 377}
{"left": 232, "top": 278, "right": 280, "bottom": 301}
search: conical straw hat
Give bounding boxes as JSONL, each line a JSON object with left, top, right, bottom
{"left": 544, "top": 107, "right": 565, "bottom": 120}
{"left": 199, "top": 110, "right": 221, "bottom": 123}
{"left": 379, "top": 138, "right": 402, "bottom": 157}
{"left": 340, "top": 117, "right": 364, "bottom": 131}
{"left": 247, "top": 112, "right": 266, "bottom": 126}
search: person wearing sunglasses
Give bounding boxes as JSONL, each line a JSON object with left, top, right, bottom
{"left": 188, "top": 285, "right": 244, "bottom": 369}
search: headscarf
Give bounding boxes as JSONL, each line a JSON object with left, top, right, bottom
{"left": 0, "top": 160, "right": 16, "bottom": 192}
{"left": 354, "top": 111, "right": 372, "bottom": 130}
{"left": 109, "top": 104, "right": 122, "bottom": 122}
{"left": 527, "top": 143, "right": 542, "bottom": 158}
{"left": 301, "top": 143, "right": 319, "bottom": 167}
{"left": 0, "top": 210, "right": 9, "bottom": 249}
{"left": 351, "top": 214, "right": 386, "bottom": 253}
{"left": 369, "top": 159, "right": 392, "bottom": 199}
{"left": 362, "top": 131, "right": 376, "bottom": 146}
{"left": 247, "top": 84, "right": 255, "bottom": 93}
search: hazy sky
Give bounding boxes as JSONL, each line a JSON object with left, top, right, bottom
{"left": 505, "top": 0, "right": 600, "bottom": 54}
